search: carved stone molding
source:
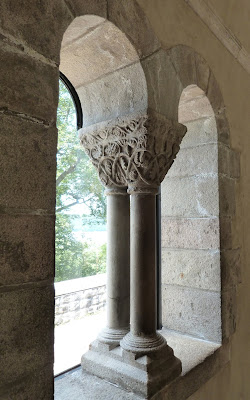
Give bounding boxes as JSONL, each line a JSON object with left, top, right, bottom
{"left": 79, "top": 113, "right": 187, "bottom": 191}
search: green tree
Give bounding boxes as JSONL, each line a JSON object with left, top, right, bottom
{"left": 55, "top": 80, "right": 106, "bottom": 282}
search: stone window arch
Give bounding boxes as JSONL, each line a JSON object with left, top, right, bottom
{"left": 54, "top": 5, "right": 240, "bottom": 399}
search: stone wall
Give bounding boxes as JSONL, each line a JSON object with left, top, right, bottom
{"left": 55, "top": 274, "right": 106, "bottom": 325}
{"left": 161, "top": 85, "right": 221, "bottom": 342}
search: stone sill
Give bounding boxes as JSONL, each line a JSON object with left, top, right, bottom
{"left": 55, "top": 329, "right": 229, "bottom": 399}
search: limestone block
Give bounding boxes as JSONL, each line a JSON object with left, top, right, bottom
{"left": 77, "top": 62, "right": 147, "bottom": 127}
{"left": 0, "top": 285, "right": 54, "bottom": 387}
{"left": 229, "top": 149, "right": 240, "bottom": 178}
{"left": 61, "top": 15, "right": 106, "bottom": 48}
{"left": 206, "top": 72, "right": 224, "bottom": 114}
{"left": 0, "top": 215, "right": 54, "bottom": 286}
{"left": 0, "top": 42, "right": 58, "bottom": 122}
{"left": 167, "top": 143, "right": 218, "bottom": 178}
{"left": 60, "top": 19, "right": 139, "bottom": 88}
{"left": 222, "top": 287, "right": 237, "bottom": 339}
{"left": 178, "top": 94, "right": 214, "bottom": 123}
{"left": 108, "top": 0, "right": 160, "bottom": 59}
{"left": 141, "top": 49, "right": 183, "bottom": 120}
{"left": 221, "top": 249, "right": 241, "bottom": 289}
{"left": 194, "top": 52, "right": 210, "bottom": 93}
{"left": 178, "top": 117, "right": 217, "bottom": 148}
{"left": 0, "top": 367, "right": 53, "bottom": 400}
{"left": 219, "top": 217, "right": 233, "bottom": 250}
{"left": 0, "top": 0, "right": 72, "bottom": 62}
{"left": 168, "top": 45, "right": 197, "bottom": 89}
{"left": 0, "top": 115, "right": 57, "bottom": 210}
{"left": 161, "top": 217, "right": 220, "bottom": 250}
{"left": 219, "top": 175, "right": 236, "bottom": 216}
{"left": 162, "top": 285, "right": 221, "bottom": 342}
{"left": 161, "top": 249, "right": 220, "bottom": 291}
{"left": 161, "top": 175, "right": 219, "bottom": 217}
{"left": 64, "top": 0, "right": 107, "bottom": 19}
{"left": 214, "top": 109, "right": 230, "bottom": 145}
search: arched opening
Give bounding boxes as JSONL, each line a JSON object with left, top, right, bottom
{"left": 54, "top": 76, "right": 107, "bottom": 375}
{"left": 55, "top": 14, "right": 148, "bottom": 376}
{"left": 160, "top": 84, "right": 221, "bottom": 369}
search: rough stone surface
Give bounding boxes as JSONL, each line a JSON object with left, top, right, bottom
{"left": 220, "top": 249, "right": 241, "bottom": 289}
{"left": 0, "top": 42, "right": 58, "bottom": 123}
{"left": 0, "top": 115, "right": 57, "bottom": 210}
{"left": 222, "top": 287, "right": 237, "bottom": 339}
{"left": 55, "top": 367, "right": 141, "bottom": 400}
{"left": 0, "top": 215, "right": 55, "bottom": 286}
{"left": 167, "top": 143, "right": 218, "bottom": 178}
{"left": 161, "top": 217, "right": 220, "bottom": 250}
{"left": 142, "top": 49, "right": 183, "bottom": 120}
{"left": 179, "top": 117, "right": 217, "bottom": 148}
{"left": 206, "top": 72, "right": 224, "bottom": 114}
{"left": 161, "top": 175, "right": 219, "bottom": 217}
{"left": 108, "top": 0, "right": 160, "bottom": 59}
{"left": 169, "top": 46, "right": 197, "bottom": 89}
{"left": 61, "top": 15, "right": 105, "bottom": 48}
{"left": 0, "top": 284, "right": 54, "bottom": 387}
{"left": 64, "top": 0, "right": 107, "bottom": 19}
{"left": 0, "top": 0, "right": 72, "bottom": 63}
{"left": 60, "top": 20, "right": 139, "bottom": 88}
{"left": 55, "top": 331, "right": 224, "bottom": 400}
{"left": 163, "top": 329, "right": 220, "bottom": 376}
{"left": 0, "top": 366, "right": 53, "bottom": 400}
{"left": 178, "top": 94, "right": 214, "bottom": 123}
{"left": 219, "top": 175, "right": 236, "bottom": 216}
{"left": 162, "top": 285, "right": 221, "bottom": 342}
{"left": 194, "top": 52, "right": 211, "bottom": 93}
{"left": 76, "top": 62, "right": 147, "bottom": 127}
{"left": 161, "top": 249, "right": 220, "bottom": 291}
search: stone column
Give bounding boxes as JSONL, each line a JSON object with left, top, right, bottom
{"left": 80, "top": 113, "right": 187, "bottom": 398}
{"left": 98, "top": 186, "right": 130, "bottom": 345}
{"left": 79, "top": 119, "right": 133, "bottom": 346}
{"left": 121, "top": 186, "right": 166, "bottom": 354}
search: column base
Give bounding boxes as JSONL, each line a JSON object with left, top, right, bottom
{"left": 120, "top": 332, "right": 167, "bottom": 356}
{"left": 98, "top": 326, "right": 129, "bottom": 347}
{"left": 81, "top": 338, "right": 181, "bottom": 398}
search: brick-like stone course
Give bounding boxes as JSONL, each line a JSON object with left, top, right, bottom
{"left": 0, "top": 42, "right": 58, "bottom": 123}
{"left": 0, "top": 284, "right": 54, "bottom": 387}
{"left": 161, "top": 217, "right": 220, "bottom": 250}
{"left": 162, "top": 284, "right": 221, "bottom": 342}
{"left": 0, "top": 115, "right": 57, "bottom": 211}
{"left": 55, "top": 275, "right": 106, "bottom": 325}
{"left": 161, "top": 249, "right": 220, "bottom": 291}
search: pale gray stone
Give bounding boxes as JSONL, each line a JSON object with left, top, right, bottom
{"left": 141, "top": 49, "right": 183, "bottom": 120}
{"left": 161, "top": 175, "right": 219, "bottom": 217}
{"left": 60, "top": 20, "right": 139, "bottom": 88}
{"left": 76, "top": 62, "right": 147, "bottom": 127}
{"left": 162, "top": 285, "right": 221, "bottom": 342}
{"left": 0, "top": 215, "right": 55, "bottom": 286}
{"left": 177, "top": 117, "right": 217, "bottom": 149}
{"left": 61, "top": 15, "right": 105, "bottom": 48}
{"left": 161, "top": 249, "right": 220, "bottom": 291}
{"left": 167, "top": 143, "right": 218, "bottom": 178}
{"left": 108, "top": 0, "right": 160, "bottom": 59}
{"left": 179, "top": 94, "right": 214, "bottom": 124}
{"left": 161, "top": 217, "right": 220, "bottom": 250}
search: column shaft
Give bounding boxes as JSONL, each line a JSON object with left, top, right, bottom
{"left": 106, "top": 191, "right": 130, "bottom": 330}
{"left": 130, "top": 193, "right": 156, "bottom": 336}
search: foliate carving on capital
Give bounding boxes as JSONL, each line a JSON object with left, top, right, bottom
{"left": 79, "top": 114, "right": 186, "bottom": 190}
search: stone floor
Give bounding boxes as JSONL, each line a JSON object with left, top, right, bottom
{"left": 54, "top": 325, "right": 220, "bottom": 399}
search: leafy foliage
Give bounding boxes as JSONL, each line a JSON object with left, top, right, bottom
{"left": 55, "top": 80, "right": 106, "bottom": 282}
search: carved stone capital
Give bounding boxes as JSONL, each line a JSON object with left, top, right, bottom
{"left": 79, "top": 112, "right": 187, "bottom": 192}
